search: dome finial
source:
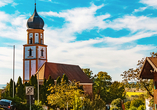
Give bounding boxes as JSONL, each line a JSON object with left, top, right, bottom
{"left": 26, "top": 0, "right": 44, "bottom": 29}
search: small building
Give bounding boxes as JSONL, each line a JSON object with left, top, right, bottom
{"left": 139, "top": 57, "right": 157, "bottom": 109}
{"left": 36, "top": 62, "right": 93, "bottom": 94}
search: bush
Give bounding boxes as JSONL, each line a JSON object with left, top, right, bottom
{"left": 137, "top": 105, "right": 145, "bottom": 110}
{"left": 124, "top": 101, "right": 131, "bottom": 110}
{"left": 110, "top": 106, "right": 122, "bottom": 110}
{"left": 129, "top": 106, "right": 137, "bottom": 110}
{"left": 110, "top": 98, "right": 122, "bottom": 109}
{"left": 130, "top": 98, "right": 144, "bottom": 108}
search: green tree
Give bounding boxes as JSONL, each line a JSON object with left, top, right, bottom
{"left": 137, "top": 105, "right": 145, "bottom": 110}
{"left": 129, "top": 106, "right": 137, "bottom": 110}
{"left": 9, "top": 79, "right": 13, "bottom": 97}
{"left": 62, "top": 74, "right": 69, "bottom": 84}
{"left": 124, "top": 101, "right": 131, "bottom": 110}
{"left": 29, "top": 75, "right": 37, "bottom": 100}
{"left": 109, "top": 81, "right": 125, "bottom": 102}
{"left": 82, "top": 68, "right": 93, "bottom": 79}
{"left": 110, "top": 98, "right": 122, "bottom": 110}
{"left": 121, "top": 57, "right": 154, "bottom": 97}
{"left": 56, "top": 76, "right": 61, "bottom": 84}
{"left": 47, "top": 81, "right": 84, "bottom": 109}
{"left": 16, "top": 76, "right": 25, "bottom": 99}
{"left": 130, "top": 98, "right": 145, "bottom": 108}
{"left": 93, "top": 71, "right": 112, "bottom": 103}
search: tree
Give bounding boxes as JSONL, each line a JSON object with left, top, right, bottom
{"left": 82, "top": 68, "right": 93, "bottom": 79}
{"left": 93, "top": 71, "right": 112, "bottom": 103}
{"left": 110, "top": 98, "right": 122, "bottom": 110}
{"left": 109, "top": 81, "right": 125, "bottom": 102}
{"left": 121, "top": 57, "right": 154, "bottom": 97}
{"left": 9, "top": 79, "right": 13, "bottom": 97}
{"left": 130, "top": 98, "right": 145, "bottom": 108}
{"left": 124, "top": 101, "right": 131, "bottom": 110}
{"left": 62, "top": 74, "right": 68, "bottom": 84}
{"left": 16, "top": 76, "right": 25, "bottom": 99}
{"left": 56, "top": 76, "right": 61, "bottom": 85}
{"left": 47, "top": 81, "right": 84, "bottom": 109}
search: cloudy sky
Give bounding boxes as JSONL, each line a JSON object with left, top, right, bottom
{"left": 0, "top": 0, "right": 157, "bottom": 84}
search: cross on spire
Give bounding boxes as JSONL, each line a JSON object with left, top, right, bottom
{"left": 35, "top": 0, "right": 36, "bottom": 5}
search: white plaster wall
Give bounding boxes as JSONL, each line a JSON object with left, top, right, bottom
{"left": 25, "top": 46, "right": 36, "bottom": 59}
{"left": 25, "top": 60, "right": 29, "bottom": 80}
{"left": 38, "top": 60, "right": 46, "bottom": 69}
{"left": 35, "top": 33, "right": 39, "bottom": 43}
{"left": 38, "top": 46, "right": 46, "bottom": 59}
{"left": 31, "top": 60, "right": 36, "bottom": 76}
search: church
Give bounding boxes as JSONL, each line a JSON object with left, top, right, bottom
{"left": 23, "top": 3, "right": 93, "bottom": 94}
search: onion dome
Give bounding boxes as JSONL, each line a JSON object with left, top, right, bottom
{"left": 27, "top": 4, "right": 44, "bottom": 29}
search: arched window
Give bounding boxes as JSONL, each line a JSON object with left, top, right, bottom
{"left": 41, "top": 34, "right": 43, "bottom": 44}
{"left": 28, "top": 48, "right": 32, "bottom": 56}
{"left": 29, "top": 38, "right": 33, "bottom": 44}
{"left": 41, "top": 49, "right": 44, "bottom": 56}
{"left": 29, "top": 33, "right": 33, "bottom": 44}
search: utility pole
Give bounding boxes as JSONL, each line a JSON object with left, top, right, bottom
{"left": 13, "top": 45, "right": 15, "bottom": 98}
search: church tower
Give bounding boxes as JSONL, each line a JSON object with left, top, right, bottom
{"left": 23, "top": 3, "right": 47, "bottom": 83}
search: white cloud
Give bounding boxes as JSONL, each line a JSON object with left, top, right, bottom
{"left": 133, "top": 7, "right": 147, "bottom": 13}
{"left": 0, "top": 0, "right": 14, "bottom": 7}
{"left": 108, "top": 15, "right": 157, "bottom": 32}
{"left": 140, "top": 0, "right": 157, "bottom": 8}
{"left": 0, "top": 3, "right": 157, "bottom": 84}
{"left": 104, "top": 31, "right": 157, "bottom": 44}
{"left": 0, "top": 11, "right": 27, "bottom": 41}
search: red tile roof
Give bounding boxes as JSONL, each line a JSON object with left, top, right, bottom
{"left": 38, "top": 62, "right": 93, "bottom": 83}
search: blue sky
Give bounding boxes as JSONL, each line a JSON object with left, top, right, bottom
{"left": 0, "top": 0, "right": 157, "bottom": 84}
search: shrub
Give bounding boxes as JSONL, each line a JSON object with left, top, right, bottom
{"left": 110, "top": 98, "right": 122, "bottom": 109}
{"left": 137, "top": 105, "right": 145, "bottom": 110}
{"left": 124, "top": 101, "right": 131, "bottom": 110}
{"left": 130, "top": 98, "right": 144, "bottom": 108}
{"left": 129, "top": 106, "right": 137, "bottom": 110}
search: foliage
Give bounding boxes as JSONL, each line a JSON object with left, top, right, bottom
{"left": 56, "top": 76, "right": 61, "bottom": 84}
{"left": 109, "top": 81, "right": 125, "bottom": 101}
{"left": 137, "top": 105, "right": 145, "bottom": 110}
{"left": 62, "top": 74, "right": 69, "bottom": 84}
{"left": 82, "top": 68, "right": 93, "bottom": 79}
{"left": 124, "top": 101, "right": 131, "bottom": 110}
{"left": 83, "top": 94, "right": 106, "bottom": 110}
{"left": 130, "top": 98, "right": 145, "bottom": 108}
{"left": 129, "top": 106, "right": 137, "bottom": 110}
{"left": 93, "top": 71, "right": 112, "bottom": 103}
{"left": 149, "top": 98, "right": 154, "bottom": 108}
{"left": 110, "top": 98, "right": 122, "bottom": 110}
{"left": 121, "top": 57, "right": 154, "bottom": 97}
{"left": 47, "top": 80, "right": 84, "bottom": 109}
{"left": 16, "top": 76, "right": 25, "bottom": 99}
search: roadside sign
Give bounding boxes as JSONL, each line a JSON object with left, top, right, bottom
{"left": 26, "top": 86, "right": 34, "bottom": 95}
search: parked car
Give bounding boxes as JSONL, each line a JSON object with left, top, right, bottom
{"left": 0, "top": 99, "right": 15, "bottom": 110}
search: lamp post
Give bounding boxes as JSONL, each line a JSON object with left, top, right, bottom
{"left": 8, "top": 45, "right": 15, "bottom": 98}
{"left": 37, "top": 69, "right": 39, "bottom": 104}
{"left": 13, "top": 45, "right": 15, "bottom": 98}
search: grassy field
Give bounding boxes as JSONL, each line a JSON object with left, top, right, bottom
{"left": 126, "top": 92, "right": 144, "bottom": 97}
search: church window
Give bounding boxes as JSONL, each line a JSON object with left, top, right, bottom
{"left": 35, "top": 33, "right": 39, "bottom": 43}
{"left": 41, "top": 49, "right": 44, "bottom": 56}
{"left": 29, "top": 33, "right": 33, "bottom": 44}
{"left": 28, "top": 48, "right": 32, "bottom": 56}
{"left": 29, "top": 38, "right": 33, "bottom": 44}
{"left": 41, "top": 34, "right": 43, "bottom": 44}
